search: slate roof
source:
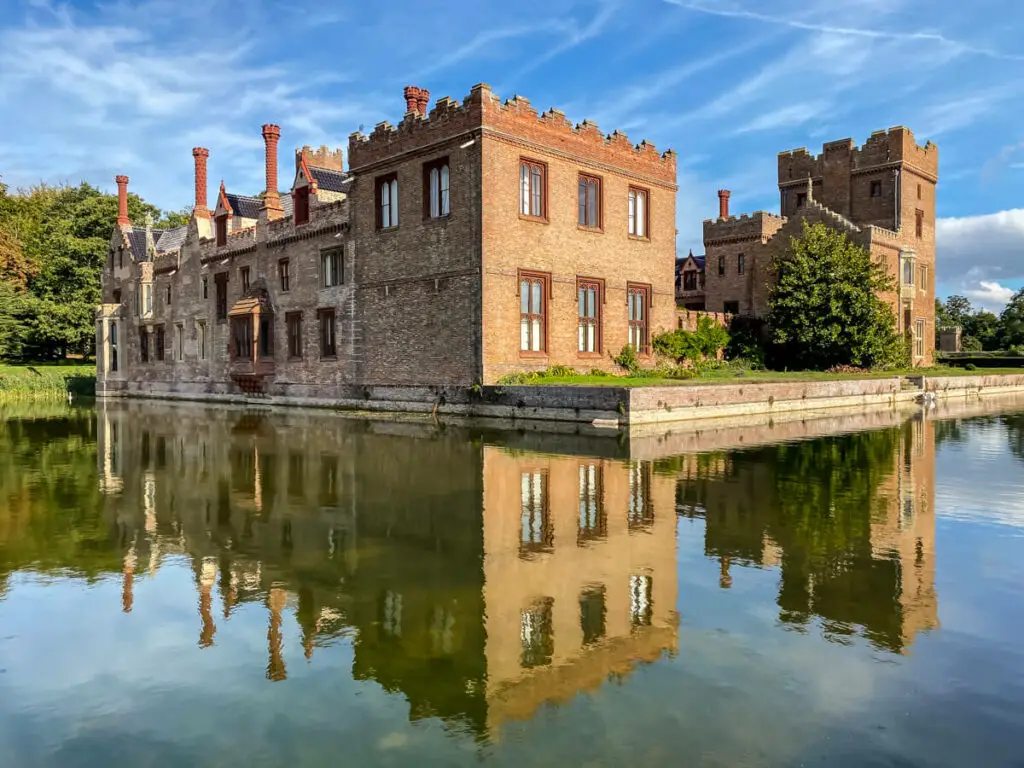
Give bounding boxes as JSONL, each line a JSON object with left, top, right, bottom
{"left": 224, "top": 192, "right": 294, "bottom": 219}
{"left": 125, "top": 224, "right": 188, "bottom": 261}
{"left": 308, "top": 165, "right": 350, "bottom": 193}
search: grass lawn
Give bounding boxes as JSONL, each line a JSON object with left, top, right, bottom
{"left": 0, "top": 363, "right": 96, "bottom": 398}
{"left": 511, "top": 366, "right": 1024, "bottom": 387}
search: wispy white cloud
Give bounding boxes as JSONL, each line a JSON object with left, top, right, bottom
{"left": 664, "top": 0, "right": 1024, "bottom": 61}
{"left": 732, "top": 101, "right": 830, "bottom": 135}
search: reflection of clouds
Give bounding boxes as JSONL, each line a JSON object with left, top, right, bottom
{"left": 936, "top": 421, "right": 1024, "bottom": 530}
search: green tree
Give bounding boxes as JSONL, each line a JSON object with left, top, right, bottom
{"left": 943, "top": 295, "right": 973, "bottom": 327}
{"left": 999, "top": 288, "right": 1024, "bottom": 348}
{"left": 768, "top": 221, "right": 905, "bottom": 370}
{"left": 963, "top": 310, "right": 1000, "bottom": 351}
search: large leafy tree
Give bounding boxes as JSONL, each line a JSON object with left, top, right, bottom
{"left": 768, "top": 221, "right": 905, "bottom": 370}
{"left": 0, "top": 181, "right": 185, "bottom": 361}
{"left": 999, "top": 288, "right": 1024, "bottom": 349}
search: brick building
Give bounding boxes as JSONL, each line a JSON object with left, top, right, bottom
{"left": 702, "top": 128, "right": 938, "bottom": 365}
{"left": 95, "top": 83, "right": 678, "bottom": 401}
{"left": 674, "top": 249, "right": 705, "bottom": 310}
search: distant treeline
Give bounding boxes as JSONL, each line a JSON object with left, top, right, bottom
{"left": 936, "top": 293, "right": 1024, "bottom": 353}
{"left": 0, "top": 179, "right": 187, "bottom": 361}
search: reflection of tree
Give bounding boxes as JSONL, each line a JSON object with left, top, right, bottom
{"left": 680, "top": 428, "right": 912, "bottom": 653}
{"left": 1002, "top": 414, "right": 1024, "bottom": 464}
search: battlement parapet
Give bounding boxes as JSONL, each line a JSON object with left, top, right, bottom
{"left": 779, "top": 126, "right": 938, "bottom": 183}
{"left": 296, "top": 144, "right": 344, "bottom": 172}
{"left": 349, "top": 83, "right": 677, "bottom": 184}
{"left": 481, "top": 87, "right": 676, "bottom": 184}
{"left": 703, "top": 210, "right": 786, "bottom": 243}
{"left": 348, "top": 84, "right": 489, "bottom": 170}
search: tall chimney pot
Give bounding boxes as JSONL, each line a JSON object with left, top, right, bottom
{"left": 192, "top": 147, "right": 211, "bottom": 219}
{"left": 115, "top": 175, "right": 130, "bottom": 228}
{"left": 717, "top": 189, "right": 731, "bottom": 219}
{"left": 261, "top": 124, "right": 284, "bottom": 218}
{"left": 403, "top": 86, "right": 419, "bottom": 115}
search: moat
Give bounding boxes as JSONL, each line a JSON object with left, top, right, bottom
{"left": 1, "top": 398, "right": 1023, "bottom": 767}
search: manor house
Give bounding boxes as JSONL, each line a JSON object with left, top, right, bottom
{"left": 701, "top": 128, "right": 938, "bottom": 365}
{"left": 95, "top": 83, "right": 678, "bottom": 401}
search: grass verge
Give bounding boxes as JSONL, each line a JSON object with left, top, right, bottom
{"left": 0, "top": 364, "right": 96, "bottom": 399}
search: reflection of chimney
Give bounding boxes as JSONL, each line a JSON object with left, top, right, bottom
{"left": 198, "top": 559, "right": 217, "bottom": 648}
{"left": 717, "top": 189, "right": 731, "bottom": 220}
{"left": 115, "top": 175, "right": 131, "bottom": 228}
{"left": 261, "top": 124, "right": 284, "bottom": 219}
{"left": 719, "top": 556, "right": 732, "bottom": 589}
{"left": 266, "top": 586, "right": 288, "bottom": 682}
{"left": 298, "top": 587, "right": 316, "bottom": 660}
{"left": 122, "top": 547, "right": 137, "bottom": 613}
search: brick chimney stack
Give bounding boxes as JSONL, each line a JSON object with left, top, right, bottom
{"left": 261, "top": 124, "right": 284, "bottom": 218}
{"left": 192, "top": 147, "right": 211, "bottom": 219}
{"left": 717, "top": 189, "right": 731, "bottom": 219}
{"left": 403, "top": 86, "right": 430, "bottom": 116}
{"left": 403, "top": 86, "right": 419, "bottom": 114}
{"left": 115, "top": 175, "right": 130, "bottom": 228}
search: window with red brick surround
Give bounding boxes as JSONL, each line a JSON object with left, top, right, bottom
{"left": 578, "top": 174, "right": 602, "bottom": 230}
{"left": 628, "top": 186, "right": 649, "bottom": 238}
{"left": 375, "top": 173, "right": 399, "bottom": 229}
{"left": 519, "top": 159, "right": 547, "bottom": 221}
{"left": 519, "top": 270, "right": 549, "bottom": 353}
{"left": 627, "top": 283, "right": 651, "bottom": 355}
{"left": 915, "top": 209, "right": 924, "bottom": 239}
{"left": 577, "top": 277, "right": 603, "bottom": 354}
{"left": 294, "top": 186, "right": 310, "bottom": 225}
{"left": 423, "top": 157, "right": 450, "bottom": 219}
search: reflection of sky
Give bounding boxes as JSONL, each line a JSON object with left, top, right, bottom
{"left": 2, "top": 417, "right": 1024, "bottom": 766}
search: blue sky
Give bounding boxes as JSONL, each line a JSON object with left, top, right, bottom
{"left": 1, "top": 0, "right": 1022, "bottom": 309}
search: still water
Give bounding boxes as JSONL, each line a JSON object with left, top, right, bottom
{"left": 1, "top": 398, "right": 1023, "bottom": 767}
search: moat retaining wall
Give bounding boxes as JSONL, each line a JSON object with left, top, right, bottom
{"left": 96, "top": 374, "right": 1024, "bottom": 426}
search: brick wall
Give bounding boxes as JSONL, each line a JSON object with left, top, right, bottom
{"left": 478, "top": 89, "right": 677, "bottom": 382}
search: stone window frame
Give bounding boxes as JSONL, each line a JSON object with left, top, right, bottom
{"left": 214, "top": 272, "right": 229, "bottom": 322}
{"left": 914, "top": 318, "right": 926, "bottom": 359}
{"left": 796, "top": 192, "right": 807, "bottom": 208}
{"left": 718, "top": 255, "right": 725, "bottom": 276}
{"left": 318, "top": 308, "right": 337, "bottom": 360}
{"left": 423, "top": 156, "right": 451, "bottom": 220}
{"left": 154, "top": 324, "right": 166, "bottom": 362}
{"left": 320, "top": 247, "right": 343, "bottom": 289}
{"left": 518, "top": 269, "right": 550, "bottom": 356}
{"left": 737, "top": 253, "right": 745, "bottom": 276}
{"left": 279, "top": 259, "right": 291, "bottom": 292}
{"left": 576, "top": 276, "right": 604, "bottom": 356}
{"left": 682, "top": 270, "right": 698, "bottom": 292}
{"left": 165, "top": 283, "right": 171, "bottom": 307}
{"left": 918, "top": 264, "right": 928, "bottom": 293}
{"left": 201, "top": 275, "right": 208, "bottom": 300}
{"left": 196, "top": 319, "right": 207, "bottom": 360}
{"left": 519, "top": 158, "right": 548, "bottom": 222}
{"left": 230, "top": 315, "right": 252, "bottom": 360}
{"left": 286, "top": 311, "right": 303, "bottom": 360}
{"left": 215, "top": 214, "right": 228, "bottom": 246}
{"left": 375, "top": 173, "right": 399, "bottom": 230}
{"left": 577, "top": 172, "right": 603, "bottom": 232}
{"left": 293, "top": 186, "right": 311, "bottom": 226}
{"left": 870, "top": 180, "right": 882, "bottom": 197}
{"left": 139, "top": 327, "right": 150, "bottom": 363}
{"left": 915, "top": 209, "right": 924, "bottom": 239}
{"left": 240, "top": 265, "right": 251, "bottom": 293}
{"left": 627, "top": 282, "right": 652, "bottom": 356}
{"left": 627, "top": 186, "right": 650, "bottom": 240}
{"left": 175, "top": 322, "right": 184, "bottom": 361}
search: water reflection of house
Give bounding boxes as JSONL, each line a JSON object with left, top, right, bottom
{"left": 677, "top": 414, "right": 938, "bottom": 652}
{"left": 93, "top": 402, "right": 679, "bottom": 740}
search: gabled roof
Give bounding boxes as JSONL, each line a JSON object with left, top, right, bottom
{"left": 125, "top": 224, "right": 188, "bottom": 261}
{"left": 308, "top": 165, "right": 350, "bottom": 193}
{"left": 222, "top": 192, "right": 294, "bottom": 220}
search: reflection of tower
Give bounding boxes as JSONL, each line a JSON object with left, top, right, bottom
{"left": 874, "top": 414, "right": 939, "bottom": 647}
{"left": 97, "top": 409, "right": 124, "bottom": 495}
{"left": 481, "top": 447, "right": 680, "bottom": 735}
{"left": 266, "top": 585, "right": 288, "bottom": 682}
{"left": 143, "top": 470, "right": 161, "bottom": 577}
{"left": 198, "top": 558, "right": 218, "bottom": 648}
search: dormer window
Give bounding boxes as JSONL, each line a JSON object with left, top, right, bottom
{"left": 294, "top": 186, "right": 310, "bottom": 225}
{"left": 215, "top": 215, "right": 228, "bottom": 246}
